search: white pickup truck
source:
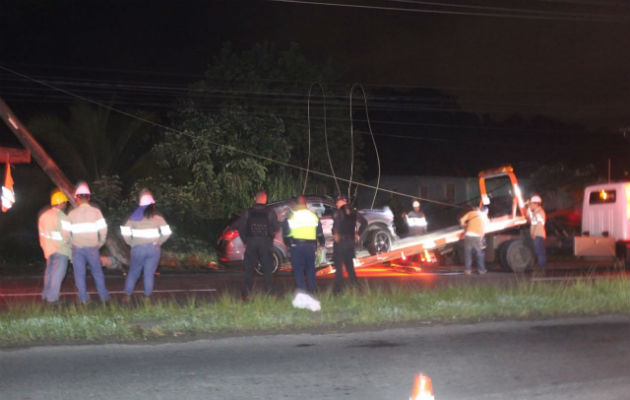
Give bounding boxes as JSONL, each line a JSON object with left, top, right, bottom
{"left": 574, "top": 181, "right": 630, "bottom": 267}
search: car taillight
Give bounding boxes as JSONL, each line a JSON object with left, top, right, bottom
{"left": 221, "top": 229, "right": 239, "bottom": 241}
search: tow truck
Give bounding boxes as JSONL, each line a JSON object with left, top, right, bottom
{"left": 327, "top": 165, "right": 535, "bottom": 273}
{"left": 339, "top": 168, "right": 630, "bottom": 274}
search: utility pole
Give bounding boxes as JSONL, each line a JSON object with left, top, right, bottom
{"left": 621, "top": 127, "right": 630, "bottom": 179}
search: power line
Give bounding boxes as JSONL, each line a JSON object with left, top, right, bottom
{"left": 0, "top": 63, "right": 459, "bottom": 208}
{"left": 267, "top": 0, "right": 628, "bottom": 22}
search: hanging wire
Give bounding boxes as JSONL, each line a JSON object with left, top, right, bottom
{"left": 348, "top": 86, "right": 355, "bottom": 201}
{"left": 303, "top": 86, "right": 313, "bottom": 193}
{"left": 0, "top": 64, "right": 461, "bottom": 208}
{"left": 305, "top": 82, "right": 342, "bottom": 196}
{"left": 349, "top": 83, "right": 382, "bottom": 208}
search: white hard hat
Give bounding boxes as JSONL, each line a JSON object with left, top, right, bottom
{"left": 139, "top": 190, "right": 155, "bottom": 206}
{"left": 74, "top": 182, "right": 91, "bottom": 196}
{"left": 412, "top": 200, "right": 420, "bottom": 208}
{"left": 530, "top": 195, "right": 542, "bottom": 203}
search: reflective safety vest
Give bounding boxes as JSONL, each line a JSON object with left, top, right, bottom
{"left": 64, "top": 203, "right": 108, "bottom": 248}
{"left": 38, "top": 207, "right": 71, "bottom": 259}
{"left": 1, "top": 185, "right": 14, "bottom": 212}
{"left": 528, "top": 207, "right": 546, "bottom": 238}
{"left": 287, "top": 208, "right": 319, "bottom": 240}
{"left": 2, "top": 162, "right": 15, "bottom": 212}
{"left": 406, "top": 211, "right": 427, "bottom": 228}
{"left": 120, "top": 214, "right": 172, "bottom": 247}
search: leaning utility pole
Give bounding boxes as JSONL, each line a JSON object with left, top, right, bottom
{"left": 0, "top": 97, "right": 76, "bottom": 205}
{"left": 0, "top": 97, "right": 129, "bottom": 267}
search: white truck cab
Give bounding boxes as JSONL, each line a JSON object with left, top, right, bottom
{"left": 575, "top": 181, "right": 630, "bottom": 266}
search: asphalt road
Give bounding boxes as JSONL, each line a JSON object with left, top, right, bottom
{"left": 1, "top": 315, "right": 628, "bottom": 400}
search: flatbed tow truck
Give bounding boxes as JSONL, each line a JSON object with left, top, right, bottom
{"left": 319, "top": 165, "right": 534, "bottom": 274}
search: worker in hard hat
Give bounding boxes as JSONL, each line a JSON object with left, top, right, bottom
{"left": 63, "top": 181, "right": 110, "bottom": 303}
{"left": 38, "top": 189, "right": 71, "bottom": 304}
{"left": 405, "top": 199, "right": 428, "bottom": 236}
{"left": 459, "top": 205, "right": 488, "bottom": 275}
{"left": 120, "top": 189, "right": 172, "bottom": 303}
{"left": 282, "top": 194, "right": 325, "bottom": 294}
{"left": 527, "top": 194, "right": 547, "bottom": 272}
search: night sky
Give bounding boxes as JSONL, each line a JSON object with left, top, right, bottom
{"left": 1, "top": 0, "right": 629, "bottom": 178}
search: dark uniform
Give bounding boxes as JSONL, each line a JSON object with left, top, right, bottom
{"left": 332, "top": 203, "right": 367, "bottom": 292}
{"left": 237, "top": 203, "right": 280, "bottom": 298}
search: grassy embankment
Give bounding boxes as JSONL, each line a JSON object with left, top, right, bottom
{"left": 1, "top": 276, "right": 628, "bottom": 347}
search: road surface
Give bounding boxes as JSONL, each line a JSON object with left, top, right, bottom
{"left": 1, "top": 315, "right": 628, "bottom": 399}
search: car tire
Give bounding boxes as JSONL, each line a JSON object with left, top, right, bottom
{"left": 366, "top": 228, "right": 392, "bottom": 255}
{"left": 254, "top": 247, "right": 282, "bottom": 276}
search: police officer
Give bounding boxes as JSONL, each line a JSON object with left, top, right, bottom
{"left": 237, "top": 190, "right": 280, "bottom": 299}
{"left": 283, "top": 195, "right": 325, "bottom": 294}
{"left": 332, "top": 195, "right": 367, "bottom": 293}
{"left": 405, "top": 199, "right": 428, "bottom": 236}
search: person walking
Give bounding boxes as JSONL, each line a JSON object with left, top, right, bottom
{"left": 405, "top": 199, "right": 428, "bottom": 236}
{"left": 283, "top": 195, "right": 325, "bottom": 294}
{"left": 120, "top": 190, "right": 172, "bottom": 303}
{"left": 332, "top": 195, "right": 367, "bottom": 293}
{"left": 527, "top": 194, "right": 547, "bottom": 273}
{"left": 237, "top": 190, "right": 280, "bottom": 300}
{"left": 63, "top": 182, "right": 109, "bottom": 303}
{"left": 38, "top": 189, "right": 71, "bottom": 304}
{"left": 459, "top": 206, "right": 488, "bottom": 275}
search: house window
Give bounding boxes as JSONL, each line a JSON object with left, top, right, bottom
{"left": 419, "top": 185, "right": 428, "bottom": 199}
{"left": 445, "top": 183, "right": 455, "bottom": 203}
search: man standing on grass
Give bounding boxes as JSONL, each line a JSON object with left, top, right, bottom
{"left": 237, "top": 190, "right": 280, "bottom": 300}
{"left": 38, "top": 189, "right": 71, "bottom": 304}
{"left": 283, "top": 194, "right": 325, "bottom": 294}
{"left": 332, "top": 195, "right": 367, "bottom": 294}
{"left": 63, "top": 181, "right": 110, "bottom": 304}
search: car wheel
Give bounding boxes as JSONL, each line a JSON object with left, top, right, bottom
{"left": 254, "top": 247, "right": 282, "bottom": 275}
{"left": 366, "top": 229, "right": 392, "bottom": 255}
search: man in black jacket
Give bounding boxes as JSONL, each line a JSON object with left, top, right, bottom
{"left": 237, "top": 190, "right": 280, "bottom": 300}
{"left": 332, "top": 195, "right": 367, "bottom": 293}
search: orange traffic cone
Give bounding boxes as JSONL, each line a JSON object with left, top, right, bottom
{"left": 410, "top": 372, "right": 434, "bottom": 400}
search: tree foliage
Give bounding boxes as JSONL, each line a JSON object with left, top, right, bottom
{"left": 155, "top": 42, "right": 365, "bottom": 220}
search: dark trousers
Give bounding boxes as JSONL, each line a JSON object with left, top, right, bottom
{"left": 242, "top": 236, "right": 274, "bottom": 296}
{"left": 533, "top": 236, "right": 547, "bottom": 269}
{"left": 333, "top": 240, "right": 358, "bottom": 290}
{"left": 290, "top": 242, "right": 317, "bottom": 293}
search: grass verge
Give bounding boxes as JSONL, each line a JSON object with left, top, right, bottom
{"left": 1, "top": 276, "right": 628, "bottom": 347}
